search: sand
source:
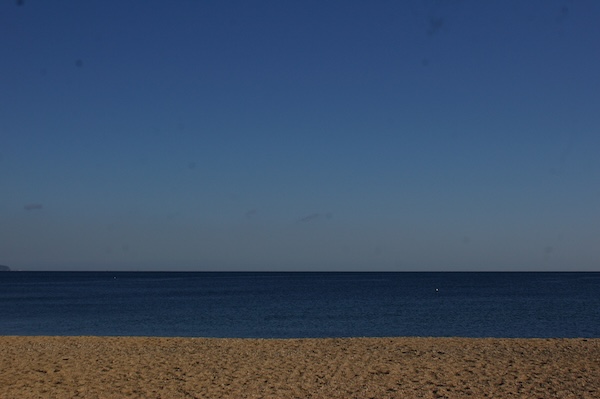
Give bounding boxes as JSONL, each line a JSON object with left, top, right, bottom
{"left": 0, "top": 336, "right": 598, "bottom": 399}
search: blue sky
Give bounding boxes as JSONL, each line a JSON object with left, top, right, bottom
{"left": 1, "top": 0, "right": 599, "bottom": 271}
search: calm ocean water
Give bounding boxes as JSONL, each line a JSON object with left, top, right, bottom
{"left": 0, "top": 272, "right": 598, "bottom": 338}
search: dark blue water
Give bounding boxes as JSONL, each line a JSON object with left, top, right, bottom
{"left": 1, "top": 272, "right": 598, "bottom": 338}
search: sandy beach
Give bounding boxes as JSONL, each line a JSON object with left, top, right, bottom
{"left": 0, "top": 336, "right": 598, "bottom": 398}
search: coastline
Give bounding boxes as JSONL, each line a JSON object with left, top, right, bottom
{"left": 1, "top": 336, "right": 598, "bottom": 398}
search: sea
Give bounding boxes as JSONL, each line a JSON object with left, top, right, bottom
{"left": 0, "top": 272, "right": 598, "bottom": 338}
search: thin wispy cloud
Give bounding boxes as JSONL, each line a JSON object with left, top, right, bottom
{"left": 298, "top": 212, "right": 332, "bottom": 223}
{"left": 24, "top": 203, "right": 43, "bottom": 211}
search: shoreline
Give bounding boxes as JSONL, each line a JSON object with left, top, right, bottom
{"left": 1, "top": 336, "right": 598, "bottom": 398}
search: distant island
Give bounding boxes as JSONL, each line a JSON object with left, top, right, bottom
{"left": 0, "top": 265, "right": 11, "bottom": 272}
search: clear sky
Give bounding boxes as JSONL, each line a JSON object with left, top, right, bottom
{"left": 1, "top": 0, "right": 599, "bottom": 271}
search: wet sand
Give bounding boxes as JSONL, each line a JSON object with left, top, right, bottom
{"left": 0, "top": 336, "right": 598, "bottom": 398}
